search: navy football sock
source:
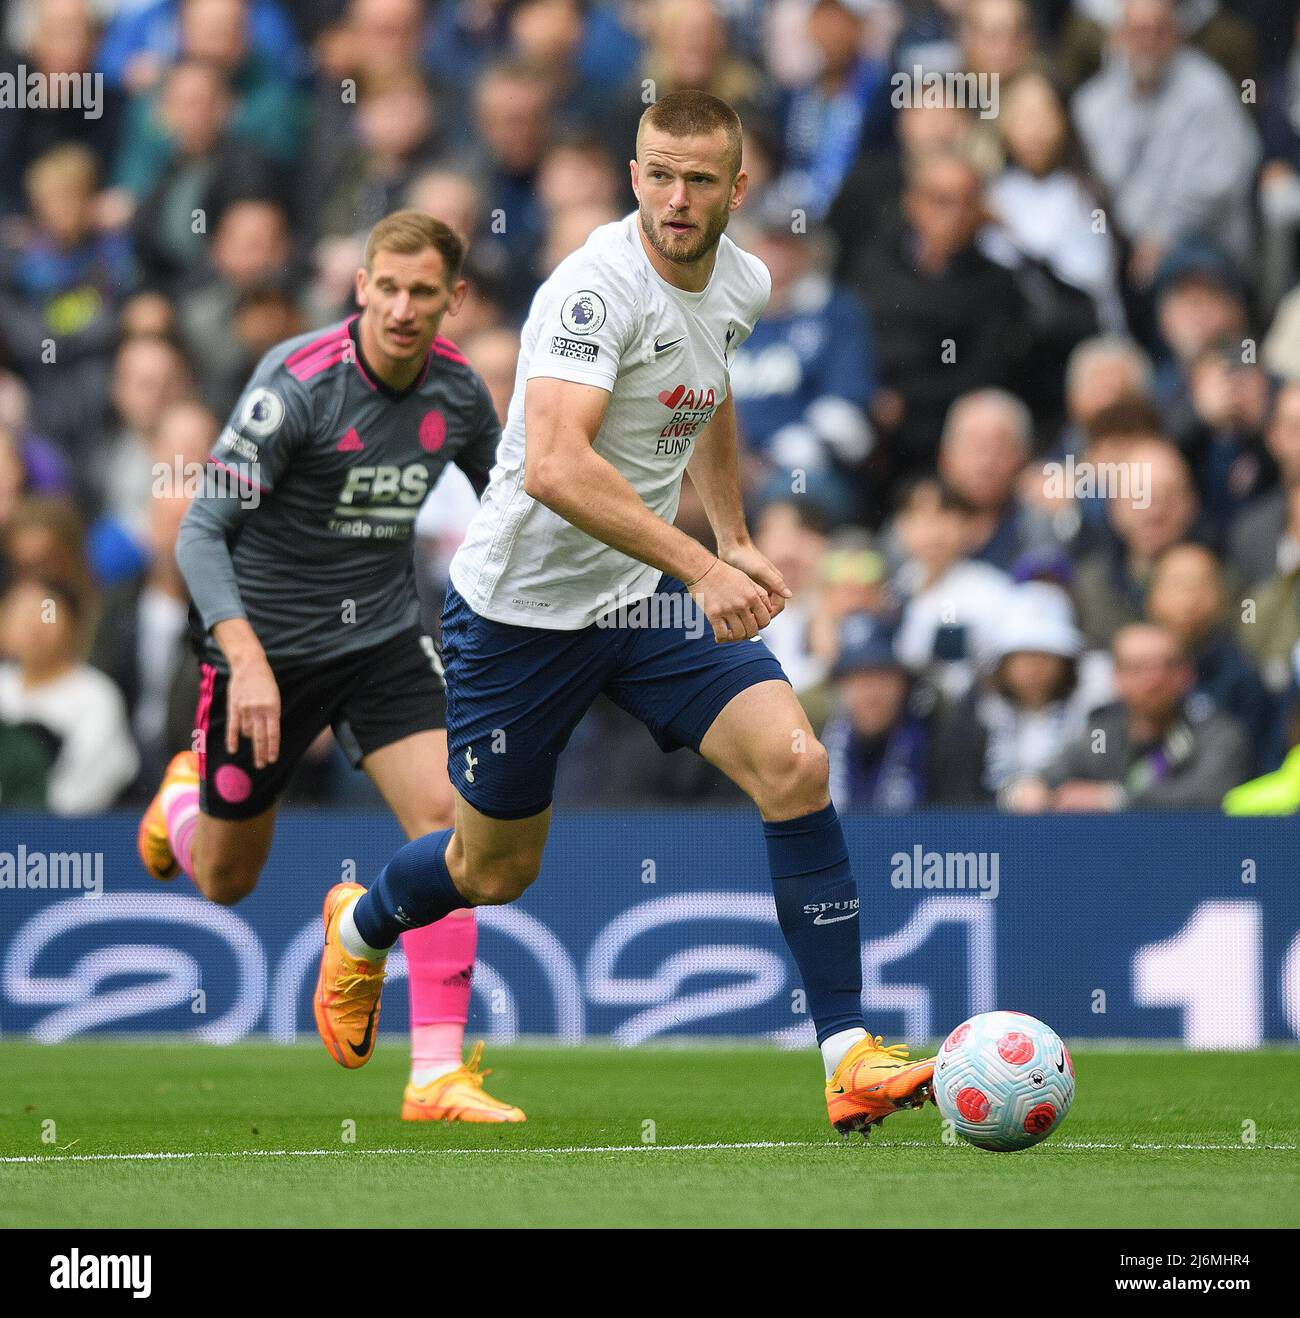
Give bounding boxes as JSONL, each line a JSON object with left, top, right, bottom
{"left": 353, "top": 828, "right": 472, "bottom": 950}
{"left": 764, "top": 803, "right": 866, "bottom": 1044}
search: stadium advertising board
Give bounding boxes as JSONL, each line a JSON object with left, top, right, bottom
{"left": 2, "top": 811, "right": 1295, "bottom": 1047}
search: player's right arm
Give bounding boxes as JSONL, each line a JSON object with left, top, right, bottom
{"left": 523, "top": 375, "right": 774, "bottom": 641}
{"left": 207, "top": 618, "right": 281, "bottom": 769}
{"left": 175, "top": 363, "right": 310, "bottom": 768}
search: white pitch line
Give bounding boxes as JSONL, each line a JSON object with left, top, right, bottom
{"left": 0, "top": 1138, "right": 1295, "bottom": 1166}
{"left": 0, "top": 1140, "right": 819, "bottom": 1165}
{"left": 888, "top": 1140, "right": 1298, "bottom": 1152}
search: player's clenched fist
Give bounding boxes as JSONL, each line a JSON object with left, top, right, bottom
{"left": 227, "top": 652, "right": 282, "bottom": 768}
{"left": 689, "top": 558, "right": 777, "bottom": 642}
{"left": 719, "top": 542, "right": 791, "bottom": 621}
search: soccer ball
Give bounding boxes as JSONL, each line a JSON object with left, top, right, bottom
{"left": 934, "top": 1011, "right": 1075, "bottom": 1152}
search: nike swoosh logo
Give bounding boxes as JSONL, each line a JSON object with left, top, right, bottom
{"left": 348, "top": 1000, "right": 379, "bottom": 1058}
{"left": 654, "top": 336, "right": 684, "bottom": 353}
{"left": 1055, "top": 1051, "right": 1067, "bottom": 1073}
{"left": 813, "top": 911, "right": 858, "bottom": 925}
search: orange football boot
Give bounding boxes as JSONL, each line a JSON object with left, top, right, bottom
{"left": 826, "top": 1034, "right": 935, "bottom": 1139}
{"left": 314, "top": 882, "right": 388, "bottom": 1069}
{"left": 136, "top": 750, "right": 199, "bottom": 880}
{"left": 401, "top": 1042, "right": 526, "bottom": 1122}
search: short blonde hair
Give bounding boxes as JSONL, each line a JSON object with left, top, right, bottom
{"left": 638, "top": 90, "right": 743, "bottom": 178}
{"left": 364, "top": 209, "right": 466, "bottom": 280}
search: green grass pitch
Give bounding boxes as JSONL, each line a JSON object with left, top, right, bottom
{"left": 2, "top": 1041, "right": 1297, "bottom": 1228}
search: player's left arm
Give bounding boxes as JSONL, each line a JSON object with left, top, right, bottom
{"left": 452, "top": 379, "right": 502, "bottom": 497}
{"left": 687, "top": 392, "right": 790, "bottom": 616}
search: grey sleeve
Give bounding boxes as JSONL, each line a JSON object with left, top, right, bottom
{"left": 1132, "top": 718, "right": 1252, "bottom": 808}
{"left": 176, "top": 356, "right": 311, "bottom": 634}
{"left": 175, "top": 493, "right": 249, "bottom": 632}
{"left": 454, "top": 381, "right": 502, "bottom": 498}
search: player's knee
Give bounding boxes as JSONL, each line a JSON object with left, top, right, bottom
{"left": 460, "top": 853, "right": 540, "bottom": 906}
{"left": 409, "top": 802, "right": 455, "bottom": 835}
{"left": 192, "top": 858, "right": 260, "bottom": 906}
{"left": 411, "top": 780, "right": 457, "bottom": 834}
{"left": 753, "top": 736, "right": 830, "bottom": 818}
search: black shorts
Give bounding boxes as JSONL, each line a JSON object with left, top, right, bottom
{"left": 195, "top": 625, "right": 446, "bottom": 819}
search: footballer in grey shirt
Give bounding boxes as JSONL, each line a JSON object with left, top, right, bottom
{"left": 179, "top": 313, "right": 499, "bottom": 669}
{"left": 140, "top": 211, "right": 525, "bottom": 1121}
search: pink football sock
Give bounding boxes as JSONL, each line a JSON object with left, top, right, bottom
{"left": 163, "top": 780, "right": 200, "bottom": 880}
{"left": 403, "top": 908, "right": 477, "bottom": 1084}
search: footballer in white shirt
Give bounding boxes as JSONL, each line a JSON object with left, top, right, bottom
{"left": 313, "top": 91, "right": 936, "bottom": 1136}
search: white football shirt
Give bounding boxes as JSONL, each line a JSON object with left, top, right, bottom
{"left": 450, "top": 213, "right": 771, "bottom": 628}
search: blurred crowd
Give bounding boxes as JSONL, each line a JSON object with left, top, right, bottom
{"left": 1, "top": 0, "right": 1299, "bottom": 814}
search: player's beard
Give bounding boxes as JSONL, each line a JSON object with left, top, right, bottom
{"left": 639, "top": 203, "right": 729, "bottom": 269}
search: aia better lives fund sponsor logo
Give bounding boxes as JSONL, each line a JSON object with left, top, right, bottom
{"left": 656, "top": 384, "right": 716, "bottom": 456}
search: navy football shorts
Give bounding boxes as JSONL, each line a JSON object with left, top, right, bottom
{"left": 441, "top": 575, "right": 789, "bottom": 819}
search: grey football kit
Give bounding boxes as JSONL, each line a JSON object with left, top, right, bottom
{"left": 176, "top": 315, "right": 500, "bottom": 817}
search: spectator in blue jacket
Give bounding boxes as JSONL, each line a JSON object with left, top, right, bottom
{"left": 729, "top": 196, "right": 876, "bottom": 513}
{"left": 775, "top": 0, "right": 892, "bottom": 219}
{"left": 423, "top": 0, "right": 640, "bottom": 98}
{"left": 97, "top": 0, "right": 307, "bottom": 92}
